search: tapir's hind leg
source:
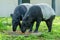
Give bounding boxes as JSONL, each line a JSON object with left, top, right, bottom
{"left": 45, "top": 15, "right": 55, "bottom": 32}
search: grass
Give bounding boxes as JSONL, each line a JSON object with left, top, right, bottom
{"left": 0, "top": 16, "right": 60, "bottom": 40}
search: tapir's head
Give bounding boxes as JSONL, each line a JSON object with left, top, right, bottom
{"left": 21, "top": 15, "right": 32, "bottom": 33}
{"left": 11, "top": 13, "right": 21, "bottom": 32}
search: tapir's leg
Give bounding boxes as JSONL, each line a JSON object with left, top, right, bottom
{"left": 12, "top": 19, "right": 20, "bottom": 32}
{"left": 34, "top": 19, "right": 42, "bottom": 32}
{"left": 45, "top": 15, "right": 55, "bottom": 32}
{"left": 18, "top": 21, "right": 21, "bottom": 30}
{"left": 19, "top": 16, "right": 22, "bottom": 30}
{"left": 29, "top": 21, "right": 34, "bottom": 32}
{"left": 12, "top": 21, "right": 19, "bottom": 32}
{"left": 45, "top": 20, "right": 52, "bottom": 32}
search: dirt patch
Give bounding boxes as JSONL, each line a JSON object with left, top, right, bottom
{"left": 1, "top": 30, "right": 42, "bottom": 36}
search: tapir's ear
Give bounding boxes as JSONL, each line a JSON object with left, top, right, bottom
{"left": 10, "top": 14, "right": 13, "bottom": 17}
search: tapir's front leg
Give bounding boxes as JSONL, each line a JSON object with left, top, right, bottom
{"left": 18, "top": 21, "right": 21, "bottom": 30}
{"left": 29, "top": 21, "right": 34, "bottom": 32}
{"left": 34, "top": 19, "right": 42, "bottom": 33}
{"left": 12, "top": 19, "right": 20, "bottom": 32}
{"left": 12, "top": 21, "right": 19, "bottom": 32}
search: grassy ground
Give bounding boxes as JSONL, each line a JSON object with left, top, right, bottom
{"left": 0, "top": 16, "right": 60, "bottom": 40}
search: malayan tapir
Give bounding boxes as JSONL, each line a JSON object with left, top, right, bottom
{"left": 21, "top": 3, "right": 56, "bottom": 33}
{"left": 11, "top": 3, "right": 32, "bottom": 32}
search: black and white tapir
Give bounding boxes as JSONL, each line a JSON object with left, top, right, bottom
{"left": 11, "top": 3, "right": 32, "bottom": 32}
{"left": 21, "top": 3, "right": 56, "bottom": 33}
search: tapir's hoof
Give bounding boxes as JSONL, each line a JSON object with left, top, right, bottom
{"left": 48, "top": 30, "right": 51, "bottom": 32}
{"left": 21, "top": 31, "right": 26, "bottom": 33}
{"left": 34, "top": 31, "right": 38, "bottom": 33}
{"left": 13, "top": 31, "right": 16, "bottom": 32}
{"left": 29, "top": 31, "right": 32, "bottom": 33}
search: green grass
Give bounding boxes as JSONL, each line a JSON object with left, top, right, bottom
{"left": 0, "top": 16, "right": 60, "bottom": 40}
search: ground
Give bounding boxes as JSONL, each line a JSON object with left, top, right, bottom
{"left": 0, "top": 16, "right": 60, "bottom": 40}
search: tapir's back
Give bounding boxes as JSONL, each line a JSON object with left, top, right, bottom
{"left": 34, "top": 3, "right": 55, "bottom": 20}
{"left": 20, "top": 3, "right": 32, "bottom": 10}
{"left": 39, "top": 4, "right": 55, "bottom": 20}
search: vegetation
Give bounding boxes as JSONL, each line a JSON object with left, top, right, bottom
{"left": 0, "top": 16, "right": 60, "bottom": 40}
